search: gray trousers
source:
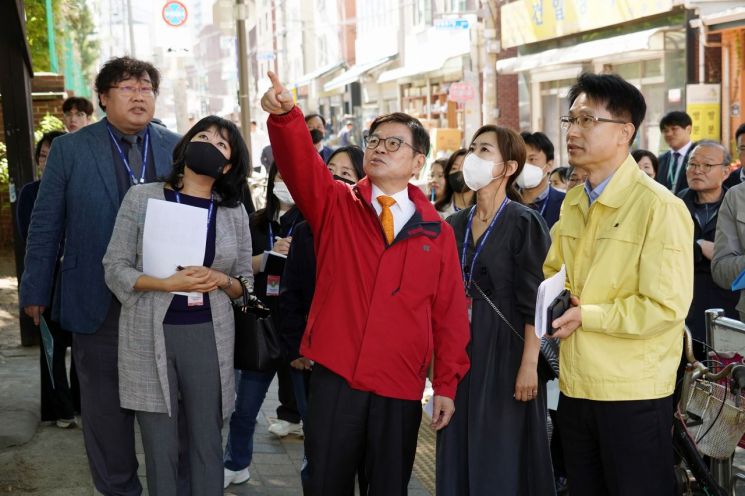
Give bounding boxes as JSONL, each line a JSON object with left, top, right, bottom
{"left": 137, "top": 322, "right": 223, "bottom": 496}
{"left": 73, "top": 301, "right": 141, "bottom": 496}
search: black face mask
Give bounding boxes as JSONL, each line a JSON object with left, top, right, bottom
{"left": 184, "top": 141, "right": 228, "bottom": 179}
{"left": 333, "top": 174, "right": 356, "bottom": 186}
{"left": 310, "top": 129, "right": 324, "bottom": 144}
{"left": 448, "top": 171, "right": 468, "bottom": 192}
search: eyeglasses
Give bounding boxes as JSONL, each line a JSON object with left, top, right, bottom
{"left": 365, "top": 135, "right": 420, "bottom": 154}
{"left": 111, "top": 85, "right": 155, "bottom": 97}
{"left": 738, "top": 145, "right": 745, "bottom": 153}
{"left": 686, "top": 161, "right": 727, "bottom": 173}
{"left": 560, "top": 114, "right": 628, "bottom": 130}
{"left": 63, "top": 111, "right": 88, "bottom": 119}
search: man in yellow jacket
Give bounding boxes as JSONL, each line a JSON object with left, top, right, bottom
{"left": 545, "top": 72, "right": 693, "bottom": 496}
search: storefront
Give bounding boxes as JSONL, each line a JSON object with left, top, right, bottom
{"left": 497, "top": 0, "right": 689, "bottom": 164}
{"left": 696, "top": 6, "right": 745, "bottom": 155}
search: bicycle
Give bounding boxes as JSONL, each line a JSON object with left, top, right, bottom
{"left": 674, "top": 319, "right": 745, "bottom": 496}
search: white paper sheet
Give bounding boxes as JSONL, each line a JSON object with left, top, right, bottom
{"left": 142, "top": 198, "right": 208, "bottom": 296}
{"left": 534, "top": 265, "right": 567, "bottom": 339}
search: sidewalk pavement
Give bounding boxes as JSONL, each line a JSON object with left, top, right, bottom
{"left": 0, "top": 339, "right": 433, "bottom": 495}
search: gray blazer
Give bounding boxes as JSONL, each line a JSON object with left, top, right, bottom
{"left": 712, "top": 182, "right": 745, "bottom": 320}
{"left": 102, "top": 183, "right": 253, "bottom": 418}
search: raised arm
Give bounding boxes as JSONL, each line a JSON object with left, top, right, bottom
{"left": 262, "top": 71, "right": 340, "bottom": 231}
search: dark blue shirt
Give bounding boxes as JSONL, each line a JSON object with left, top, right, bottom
{"left": 162, "top": 188, "right": 217, "bottom": 325}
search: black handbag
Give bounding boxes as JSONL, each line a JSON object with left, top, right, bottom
{"left": 472, "top": 281, "right": 559, "bottom": 383}
{"left": 232, "top": 276, "right": 281, "bottom": 372}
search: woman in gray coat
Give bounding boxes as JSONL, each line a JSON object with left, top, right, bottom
{"left": 103, "top": 116, "right": 252, "bottom": 496}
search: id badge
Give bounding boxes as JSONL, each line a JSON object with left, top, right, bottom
{"left": 266, "top": 275, "right": 281, "bottom": 296}
{"left": 187, "top": 293, "right": 204, "bottom": 307}
{"left": 466, "top": 296, "right": 473, "bottom": 323}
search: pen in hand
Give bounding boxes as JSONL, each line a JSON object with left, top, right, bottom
{"left": 176, "top": 265, "right": 185, "bottom": 271}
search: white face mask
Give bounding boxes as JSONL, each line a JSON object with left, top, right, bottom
{"left": 462, "top": 153, "right": 499, "bottom": 191}
{"left": 273, "top": 182, "right": 295, "bottom": 205}
{"left": 516, "top": 163, "right": 545, "bottom": 189}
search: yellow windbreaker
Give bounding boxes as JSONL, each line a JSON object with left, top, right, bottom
{"left": 544, "top": 155, "right": 693, "bottom": 400}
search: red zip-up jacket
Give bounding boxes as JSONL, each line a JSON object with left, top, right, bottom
{"left": 268, "top": 107, "right": 470, "bottom": 400}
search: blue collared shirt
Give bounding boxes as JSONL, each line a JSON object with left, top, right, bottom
{"left": 584, "top": 174, "right": 614, "bottom": 205}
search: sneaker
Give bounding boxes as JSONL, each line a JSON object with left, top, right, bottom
{"left": 268, "top": 419, "right": 303, "bottom": 438}
{"left": 223, "top": 467, "right": 250, "bottom": 488}
{"left": 56, "top": 418, "right": 76, "bottom": 429}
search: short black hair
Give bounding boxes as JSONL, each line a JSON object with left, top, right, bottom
{"left": 631, "top": 149, "right": 659, "bottom": 176}
{"left": 304, "top": 113, "right": 326, "bottom": 126}
{"left": 659, "top": 111, "right": 692, "bottom": 131}
{"left": 166, "top": 115, "right": 249, "bottom": 208}
{"left": 520, "top": 131, "right": 554, "bottom": 161}
{"left": 35, "top": 130, "right": 67, "bottom": 164}
{"left": 735, "top": 123, "right": 745, "bottom": 142}
{"left": 368, "top": 112, "right": 430, "bottom": 157}
{"left": 550, "top": 166, "right": 570, "bottom": 181}
{"left": 62, "top": 97, "right": 94, "bottom": 116}
{"left": 567, "top": 72, "right": 646, "bottom": 144}
{"left": 327, "top": 145, "right": 365, "bottom": 181}
{"left": 95, "top": 56, "right": 161, "bottom": 112}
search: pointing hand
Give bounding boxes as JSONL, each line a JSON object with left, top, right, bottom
{"left": 261, "top": 71, "right": 295, "bottom": 115}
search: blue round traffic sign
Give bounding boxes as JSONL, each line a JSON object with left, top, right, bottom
{"left": 162, "top": 1, "right": 188, "bottom": 27}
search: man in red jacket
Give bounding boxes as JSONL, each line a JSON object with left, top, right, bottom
{"left": 262, "top": 72, "right": 470, "bottom": 496}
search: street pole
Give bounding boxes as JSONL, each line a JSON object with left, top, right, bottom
{"left": 45, "top": 0, "right": 59, "bottom": 72}
{"left": 236, "top": 0, "right": 253, "bottom": 173}
{"left": 126, "top": 0, "right": 136, "bottom": 57}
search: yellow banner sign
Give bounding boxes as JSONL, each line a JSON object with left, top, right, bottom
{"left": 501, "top": 0, "right": 674, "bottom": 48}
{"left": 687, "top": 84, "right": 721, "bottom": 142}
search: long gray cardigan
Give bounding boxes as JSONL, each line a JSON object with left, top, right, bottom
{"left": 102, "top": 182, "right": 252, "bottom": 418}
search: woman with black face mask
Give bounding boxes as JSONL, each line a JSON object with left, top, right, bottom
{"left": 435, "top": 148, "right": 475, "bottom": 218}
{"left": 103, "top": 115, "right": 251, "bottom": 496}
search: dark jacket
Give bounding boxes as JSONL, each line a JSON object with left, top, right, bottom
{"left": 657, "top": 144, "right": 696, "bottom": 193}
{"left": 677, "top": 187, "right": 739, "bottom": 341}
{"left": 268, "top": 106, "right": 470, "bottom": 401}
{"left": 278, "top": 220, "right": 315, "bottom": 362}
{"left": 540, "top": 186, "right": 565, "bottom": 229}
{"left": 20, "top": 119, "right": 179, "bottom": 333}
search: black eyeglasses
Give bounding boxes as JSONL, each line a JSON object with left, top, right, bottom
{"left": 686, "top": 161, "right": 728, "bottom": 173}
{"left": 560, "top": 114, "right": 628, "bottom": 130}
{"left": 365, "top": 135, "right": 420, "bottom": 154}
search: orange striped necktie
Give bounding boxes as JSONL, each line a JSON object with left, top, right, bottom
{"left": 377, "top": 195, "right": 397, "bottom": 245}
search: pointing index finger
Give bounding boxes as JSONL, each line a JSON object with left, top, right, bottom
{"left": 267, "top": 71, "right": 283, "bottom": 93}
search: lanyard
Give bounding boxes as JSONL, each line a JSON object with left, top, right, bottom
{"left": 106, "top": 124, "right": 150, "bottom": 185}
{"left": 267, "top": 216, "right": 297, "bottom": 250}
{"left": 461, "top": 197, "right": 510, "bottom": 291}
{"left": 174, "top": 191, "right": 214, "bottom": 234}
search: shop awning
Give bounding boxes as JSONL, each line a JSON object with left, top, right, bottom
{"left": 377, "top": 47, "right": 469, "bottom": 84}
{"left": 323, "top": 55, "right": 397, "bottom": 92}
{"left": 496, "top": 27, "right": 667, "bottom": 74}
{"left": 697, "top": 6, "right": 745, "bottom": 31}
{"left": 290, "top": 61, "right": 345, "bottom": 88}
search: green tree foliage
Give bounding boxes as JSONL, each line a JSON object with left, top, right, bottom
{"left": 24, "top": 0, "right": 98, "bottom": 86}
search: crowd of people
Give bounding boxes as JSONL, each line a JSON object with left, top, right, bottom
{"left": 15, "top": 53, "right": 745, "bottom": 496}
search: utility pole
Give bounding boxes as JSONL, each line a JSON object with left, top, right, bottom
{"left": 236, "top": 0, "right": 253, "bottom": 172}
{"left": 481, "top": 0, "right": 499, "bottom": 125}
{"left": 126, "top": 0, "right": 136, "bottom": 57}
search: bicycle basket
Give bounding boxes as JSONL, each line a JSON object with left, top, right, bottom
{"left": 686, "top": 379, "right": 745, "bottom": 459}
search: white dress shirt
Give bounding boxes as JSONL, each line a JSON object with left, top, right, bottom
{"left": 371, "top": 184, "right": 416, "bottom": 239}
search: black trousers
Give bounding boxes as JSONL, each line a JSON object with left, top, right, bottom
{"left": 39, "top": 311, "right": 79, "bottom": 421}
{"left": 303, "top": 365, "right": 421, "bottom": 496}
{"left": 73, "top": 301, "right": 141, "bottom": 496}
{"left": 558, "top": 393, "right": 675, "bottom": 496}
{"left": 276, "top": 359, "right": 301, "bottom": 424}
